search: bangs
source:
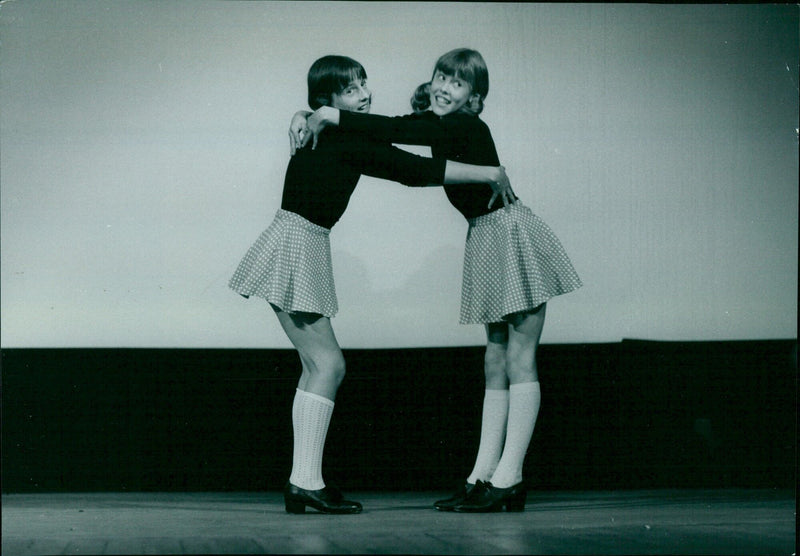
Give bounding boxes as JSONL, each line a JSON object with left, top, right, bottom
{"left": 436, "top": 56, "right": 476, "bottom": 86}
{"left": 432, "top": 48, "right": 489, "bottom": 99}
{"left": 337, "top": 65, "right": 367, "bottom": 91}
{"left": 307, "top": 55, "right": 367, "bottom": 109}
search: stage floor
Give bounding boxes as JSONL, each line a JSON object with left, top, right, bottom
{"left": 2, "top": 489, "right": 795, "bottom": 555}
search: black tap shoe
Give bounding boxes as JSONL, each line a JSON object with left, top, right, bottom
{"left": 453, "top": 480, "right": 526, "bottom": 512}
{"left": 284, "top": 482, "right": 363, "bottom": 514}
{"left": 433, "top": 482, "right": 476, "bottom": 511}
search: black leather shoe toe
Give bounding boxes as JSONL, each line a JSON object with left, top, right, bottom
{"left": 433, "top": 482, "right": 476, "bottom": 511}
{"left": 284, "top": 482, "right": 363, "bottom": 514}
{"left": 453, "top": 480, "right": 526, "bottom": 513}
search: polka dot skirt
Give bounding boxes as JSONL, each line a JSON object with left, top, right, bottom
{"left": 228, "top": 209, "right": 338, "bottom": 317}
{"left": 460, "top": 202, "right": 582, "bottom": 324}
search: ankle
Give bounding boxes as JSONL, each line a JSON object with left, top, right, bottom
{"left": 488, "top": 474, "right": 522, "bottom": 489}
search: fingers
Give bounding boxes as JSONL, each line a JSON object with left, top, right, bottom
{"left": 312, "top": 132, "right": 319, "bottom": 150}
{"left": 489, "top": 191, "right": 517, "bottom": 209}
{"left": 289, "top": 127, "right": 310, "bottom": 155}
{"left": 489, "top": 185, "right": 515, "bottom": 209}
{"left": 488, "top": 179, "right": 514, "bottom": 209}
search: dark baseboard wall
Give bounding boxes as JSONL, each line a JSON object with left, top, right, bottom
{"left": 1, "top": 339, "right": 796, "bottom": 493}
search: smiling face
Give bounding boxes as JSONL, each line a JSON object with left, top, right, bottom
{"left": 428, "top": 70, "right": 475, "bottom": 117}
{"left": 331, "top": 77, "right": 371, "bottom": 113}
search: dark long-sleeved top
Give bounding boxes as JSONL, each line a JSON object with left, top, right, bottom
{"left": 338, "top": 110, "right": 508, "bottom": 220}
{"left": 281, "top": 126, "right": 447, "bottom": 229}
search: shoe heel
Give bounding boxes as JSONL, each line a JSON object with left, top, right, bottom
{"left": 285, "top": 498, "right": 306, "bottom": 514}
{"left": 505, "top": 492, "right": 526, "bottom": 512}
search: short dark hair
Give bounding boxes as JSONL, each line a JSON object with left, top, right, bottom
{"left": 307, "top": 55, "right": 367, "bottom": 110}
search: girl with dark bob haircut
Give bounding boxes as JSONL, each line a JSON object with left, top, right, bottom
{"left": 307, "top": 55, "right": 368, "bottom": 110}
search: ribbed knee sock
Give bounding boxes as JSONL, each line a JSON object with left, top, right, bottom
{"left": 289, "top": 388, "right": 334, "bottom": 491}
{"left": 466, "top": 389, "right": 510, "bottom": 484}
{"left": 489, "top": 381, "right": 541, "bottom": 488}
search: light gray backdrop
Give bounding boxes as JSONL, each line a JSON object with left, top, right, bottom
{"left": 1, "top": 2, "right": 797, "bottom": 348}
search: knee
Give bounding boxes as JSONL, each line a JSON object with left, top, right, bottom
{"left": 325, "top": 351, "right": 347, "bottom": 387}
{"left": 506, "top": 343, "right": 537, "bottom": 383}
{"left": 484, "top": 343, "right": 507, "bottom": 380}
{"left": 308, "top": 349, "right": 346, "bottom": 386}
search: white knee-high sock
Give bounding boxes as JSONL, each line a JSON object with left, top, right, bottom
{"left": 466, "top": 389, "right": 510, "bottom": 484}
{"left": 489, "top": 381, "right": 541, "bottom": 488}
{"left": 289, "top": 389, "right": 334, "bottom": 491}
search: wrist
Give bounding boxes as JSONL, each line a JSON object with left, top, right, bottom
{"left": 326, "top": 107, "right": 340, "bottom": 126}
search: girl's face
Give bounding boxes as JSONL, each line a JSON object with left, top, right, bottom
{"left": 429, "top": 70, "right": 475, "bottom": 116}
{"left": 331, "top": 77, "right": 371, "bottom": 113}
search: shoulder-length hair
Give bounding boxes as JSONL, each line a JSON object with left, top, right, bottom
{"left": 410, "top": 48, "right": 489, "bottom": 115}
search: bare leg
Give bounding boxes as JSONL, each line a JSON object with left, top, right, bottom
{"left": 504, "top": 303, "right": 546, "bottom": 385}
{"left": 484, "top": 322, "right": 510, "bottom": 389}
{"left": 271, "top": 304, "right": 345, "bottom": 400}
